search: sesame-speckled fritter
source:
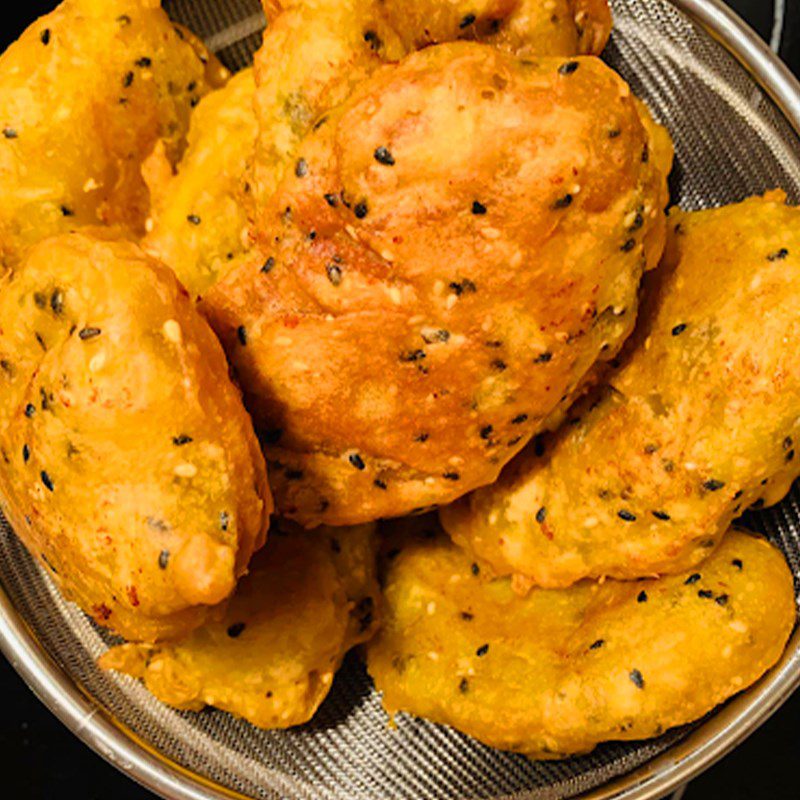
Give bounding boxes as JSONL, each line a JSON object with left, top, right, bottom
{"left": 101, "top": 522, "right": 379, "bottom": 729}
{"left": 0, "top": 0, "right": 227, "bottom": 270}
{"left": 367, "top": 517, "right": 794, "bottom": 759}
{"left": 0, "top": 231, "right": 271, "bottom": 642}
{"left": 379, "top": 0, "right": 611, "bottom": 56}
{"left": 251, "top": 0, "right": 610, "bottom": 218}
{"left": 203, "top": 44, "right": 672, "bottom": 527}
{"left": 143, "top": 68, "right": 257, "bottom": 298}
{"left": 441, "top": 193, "right": 800, "bottom": 588}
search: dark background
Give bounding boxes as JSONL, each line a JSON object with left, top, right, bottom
{"left": 1, "top": 1, "right": 799, "bottom": 798}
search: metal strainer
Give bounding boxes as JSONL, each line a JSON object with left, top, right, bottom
{"left": 1, "top": 1, "right": 800, "bottom": 798}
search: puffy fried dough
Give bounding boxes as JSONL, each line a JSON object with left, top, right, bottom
{"left": 0, "top": 232, "right": 270, "bottom": 642}
{"left": 442, "top": 192, "right": 800, "bottom": 588}
{"left": 101, "top": 522, "right": 379, "bottom": 729}
{"left": 379, "top": 0, "right": 611, "bottom": 56}
{"left": 0, "top": 0, "right": 227, "bottom": 269}
{"left": 203, "top": 45, "right": 672, "bottom": 526}
{"left": 367, "top": 518, "right": 794, "bottom": 759}
{"left": 143, "top": 69, "right": 257, "bottom": 297}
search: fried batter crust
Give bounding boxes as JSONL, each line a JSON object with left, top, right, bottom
{"left": 0, "top": 231, "right": 270, "bottom": 642}
{"left": 101, "top": 522, "right": 379, "bottom": 729}
{"left": 442, "top": 192, "right": 800, "bottom": 587}
{"left": 204, "top": 46, "right": 672, "bottom": 526}
{"left": 0, "top": 0, "right": 227, "bottom": 269}
{"left": 367, "top": 518, "right": 794, "bottom": 759}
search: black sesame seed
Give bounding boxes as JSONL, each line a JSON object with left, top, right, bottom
{"left": 460, "top": 611, "right": 474, "bottom": 621}
{"left": 123, "top": 71, "right": 134, "bottom": 88}
{"left": 534, "top": 351, "right": 553, "bottom": 364}
{"left": 629, "top": 212, "right": 644, "bottom": 232}
{"left": 480, "top": 425, "right": 493, "bottom": 440}
{"left": 421, "top": 329, "right": 449, "bottom": 344}
{"left": 400, "top": 349, "right": 426, "bottom": 363}
{"left": 715, "top": 594, "right": 729, "bottom": 606}
{"left": 629, "top": 669, "right": 645, "bottom": 689}
{"left": 40, "top": 29, "right": 51, "bottom": 45}
{"left": 620, "top": 238, "right": 636, "bottom": 253}
{"left": 558, "top": 61, "right": 579, "bottom": 75}
{"left": 2, "top": 128, "right": 17, "bottom": 139}
{"left": 491, "top": 359, "right": 507, "bottom": 372}
{"left": 608, "top": 128, "right": 621, "bottom": 138}
{"left": 443, "top": 472, "right": 461, "bottom": 481}
{"left": 618, "top": 509, "right": 636, "bottom": 522}
{"left": 374, "top": 479, "right": 387, "bottom": 490}
{"left": 732, "top": 559, "right": 743, "bottom": 570}
{"left": 60, "top": 205, "right": 74, "bottom": 217}
{"left": 22, "top": 444, "right": 30, "bottom": 463}
{"left": 590, "top": 639, "right": 605, "bottom": 650}
{"left": 703, "top": 479, "right": 725, "bottom": 492}
{"left": 261, "top": 256, "right": 275, "bottom": 274}
{"left": 374, "top": 146, "right": 395, "bottom": 166}
{"left": 476, "top": 643, "right": 489, "bottom": 657}
{"left": 236, "top": 325, "right": 247, "bottom": 345}
{"left": 25, "top": 404, "right": 36, "bottom": 418}
{"left": 787, "top": 449, "right": 795, "bottom": 463}
{"left": 50, "top": 289, "right": 64, "bottom": 314}
{"left": 449, "top": 279, "right": 477, "bottom": 295}
{"left": 349, "top": 453, "right": 366, "bottom": 470}
{"left": 40, "top": 470, "right": 54, "bottom": 491}
{"left": 767, "top": 248, "right": 789, "bottom": 261}
{"left": 78, "top": 327, "right": 101, "bottom": 340}
{"left": 363, "top": 30, "right": 382, "bottom": 50}
{"left": 471, "top": 200, "right": 487, "bottom": 215}
{"left": 329, "top": 538, "right": 342, "bottom": 554}
{"left": 698, "top": 589, "right": 713, "bottom": 599}
{"left": 158, "top": 550, "right": 170, "bottom": 569}
{"left": 459, "top": 677, "right": 469, "bottom": 693}
{"left": 471, "top": 563, "right": 480, "bottom": 576}
{"left": 460, "top": 13, "right": 477, "bottom": 28}
{"left": 295, "top": 158, "right": 309, "bottom": 178}
{"left": 685, "top": 573, "right": 701, "bottom": 585}
{"left": 227, "top": 622, "right": 246, "bottom": 638}
{"left": 512, "top": 414, "right": 528, "bottom": 424}
{"left": 637, "top": 590, "right": 648, "bottom": 603}
{"left": 652, "top": 510, "right": 671, "bottom": 521}
{"left": 219, "top": 511, "right": 230, "bottom": 531}
{"left": 354, "top": 202, "right": 369, "bottom": 219}
{"left": 323, "top": 193, "right": 339, "bottom": 207}
{"left": 172, "top": 434, "right": 193, "bottom": 446}
{"left": 34, "top": 292, "right": 47, "bottom": 309}
{"left": 536, "top": 506, "right": 547, "bottom": 523}
{"left": 136, "top": 57, "right": 152, "bottom": 67}
{"left": 415, "top": 433, "right": 430, "bottom": 443}
{"left": 187, "top": 214, "right": 201, "bottom": 225}
{"left": 671, "top": 323, "right": 687, "bottom": 336}
{"left": 551, "top": 193, "right": 573, "bottom": 210}
{"left": 326, "top": 264, "right": 343, "bottom": 286}
{"left": 641, "top": 143, "right": 650, "bottom": 163}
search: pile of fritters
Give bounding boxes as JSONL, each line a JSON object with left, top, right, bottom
{"left": 0, "top": 0, "right": 795, "bottom": 760}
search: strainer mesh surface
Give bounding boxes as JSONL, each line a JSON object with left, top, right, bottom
{"left": 2, "top": 1, "right": 800, "bottom": 798}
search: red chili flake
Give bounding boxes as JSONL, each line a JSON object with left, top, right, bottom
{"left": 127, "top": 586, "right": 140, "bottom": 607}
{"left": 93, "top": 603, "right": 112, "bottom": 621}
{"left": 227, "top": 622, "right": 246, "bottom": 638}
{"left": 374, "top": 147, "right": 395, "bottom": 166}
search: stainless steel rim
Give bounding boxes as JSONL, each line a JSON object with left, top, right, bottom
{"left": 1, "top": 2, "right": 799, "bottom": 799}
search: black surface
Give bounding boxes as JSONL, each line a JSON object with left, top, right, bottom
{"left": 1, "top": 1, "right": 799, "bottom": 799}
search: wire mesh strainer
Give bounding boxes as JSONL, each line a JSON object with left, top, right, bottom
{"left": 1, "top": 1, "right": 800, "bottom": 798}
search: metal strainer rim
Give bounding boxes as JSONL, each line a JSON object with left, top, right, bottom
{"left": 1, "top": 1, "right": 799, "bottom": 799}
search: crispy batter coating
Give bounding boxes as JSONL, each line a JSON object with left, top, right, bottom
{"left": 379, "top": 0, "right": 611, "bottom": 56}
{"left": 0, "top": 231, "right": 271, "bottom": 642}
{"left": 0, "top": 0, "right": 227, "bottom": 270}
{"left": 143, "top": 69, "right": 257, "bottom": 298}
{"left": 442, "top": 192, "right": 800, "bottom": 587}
{"left": 101, "top": 522, "right": 379, "bottom": 728}
{"left": 367, "top": 517, "right": 794, "bottom": 759}
{"left": 203, "top": 45, "right": 672, "bottom": 527}
{"left": 251, "top": 0, "right": 610, "bottom": 215}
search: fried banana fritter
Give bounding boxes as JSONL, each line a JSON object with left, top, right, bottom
{"left": 143, "top": 69, "right": 257, "bottom": 298}
{"left": 367, "top": 518, "right": 794, "bottom": 759}
{"left": 442, "top": 192, "right": 800, "bottom": 588}
{"left": 204, "top": 45, "right": 672, "bottom": 527}
{"left": 101, "top": 522, "right": 379, "bottom": 729}
{"left": 0, "top": 232, "right": 271, "bottom": 642}
{"left": 0, "top": 0, "right": 227, "bottom": 270}
{"left": 379, "top": 0, "right": 611, "bottom": 56}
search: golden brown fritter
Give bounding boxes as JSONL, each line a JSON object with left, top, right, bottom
{"left": 101, "top": 522, "right": 379, "bottom": 728}
{"left": 0, "top": 231, "right": 271, "bottom": 642}
{"left": 143, "top": 69, "right": 257, "bottom": 298}
{"left": 442, "top": 192, "right": 800, "bottom": 588}
{"left": 0, "top": 0, "right": 227, "bottom": 270}
{"left": 379, "top": 0, "right": 611, "bottom": 56}
{"left": 251, "top": 0, "right": 610, "bottom": 216}
{"left": 203, "top": 45, "right": 672, "bottom": 527}
{"left": 367, "top": 517, "right": 794, "bottom": 759}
